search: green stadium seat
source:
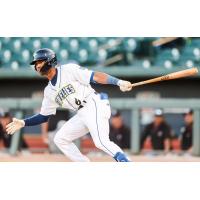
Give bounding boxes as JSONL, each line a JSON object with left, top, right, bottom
{"left": 193, "top": 48, "right": 200, "bottom": 62}
{"left": 69, "top": 38, "right": 79, "bottom": 53}
{"left": 125, "top": 52, "right": 135, "bottom": 65}
{"left": 78, "top": 49, "right": 88, "bottom": 64}
{"left": 123, "top": 38, "right": 137, "bottom": 52}
{"left": 88, "top": 38, "right": 98, "bottom": 53}
{"left": 97, "top": 49, "right": 107, "bottom": 64}
{"left": 12, "top": 39, "right": 22, "bottom": 53}
{"left": 142, "top": 59, "right": 152, "bottom": 69}
{"left": 58, "top": 49, "right": 69, "bottom": 61}
{"left": 50, "top": 39, "right": 60, "bottom": 52}
{"left": 2, "top": 49, "right": 12, "bottom": 63}
{"left": 10, "top": 61, "right": 19, "bottom": 70}
{"left": 32, "top": 39, "right": 42, "bottom": 50}
{"left": 171, "top": 48, "right": 180, "bottom": 62}
{"left": 163, "top": 60, "right": 173, "bottom": 69}
{"left": 178, "top": 58, "right": 194, "bottom": 68}
{"left": 21, "top": 49, "right": 31, "bottom": 63}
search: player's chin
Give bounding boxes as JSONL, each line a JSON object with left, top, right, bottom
{"left": 39, "top": 71, "right": 47, "bottom": 76}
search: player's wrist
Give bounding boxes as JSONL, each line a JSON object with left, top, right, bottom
{"left": 21, "top": 120, "right": 25, "bottom": 127}
{"left": 117, "top": 80, "right": 123, "bottom": 86}
{"left": 13, "top": 118, "right": 25, "bottom": 127}
{"left": 107, "top": 75, "right": 120, "bottom": 86}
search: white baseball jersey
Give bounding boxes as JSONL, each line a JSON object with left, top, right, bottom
{"left": 40, "top": 63, "right": 95, "bottom": 115}
{"left": 39, "top": 63, "right": 124, "bottom": 162}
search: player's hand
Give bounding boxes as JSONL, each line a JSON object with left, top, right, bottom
{"left": 118, "top": 80, "right": 132, "bottom": 92}
{"left": 6, "top": 118, "right": 25, "bottom": 135}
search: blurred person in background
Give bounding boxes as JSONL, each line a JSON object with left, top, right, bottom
{"left": 141, "top": 109, "right": 172, "bottom": 153}
{"left": 179, "top": 109, "right": 193, "bottom": 152}
{"left": 0, "top": 112, "right": 12, "bottom": 148}
{"left": 0, "top": 111, "right": 28, "bottom": 150}
{"left": 109, "top": 110, "right": 131, "bottom": 149}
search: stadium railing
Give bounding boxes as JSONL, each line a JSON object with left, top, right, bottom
{"left": 0, "top": 98, "right": 200, "bottom": 156}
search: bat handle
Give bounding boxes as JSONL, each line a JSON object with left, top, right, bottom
{"left": 132, "top": 82, "right": 143, "bottom": 87}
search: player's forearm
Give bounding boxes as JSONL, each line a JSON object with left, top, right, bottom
{"left": 24, "top": 114, "right": 50, "bottom": 126}
{"left": 91, "top": 71, "right": 132, "bottom": 92}
{"left": 92, "top": 71, "right": 120, "bottom": 85}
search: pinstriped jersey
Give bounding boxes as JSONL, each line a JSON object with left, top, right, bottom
{"left": 40, "top": 63, "right": 94, "bottom": 115}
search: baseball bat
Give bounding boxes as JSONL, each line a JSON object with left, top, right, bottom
{"left": 131, "top": 68, "right": 198, "bottom": 87}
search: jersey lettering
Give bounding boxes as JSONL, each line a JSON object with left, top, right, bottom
{"left": 55, "top": 84, "right": 75, "bottom": 106}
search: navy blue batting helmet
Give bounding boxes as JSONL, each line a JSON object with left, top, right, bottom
{"left": 30, "top": 48, "right": 57, "bottom": 65}
{"left": 30, "top": 48, "right": 57, "bottom": 72}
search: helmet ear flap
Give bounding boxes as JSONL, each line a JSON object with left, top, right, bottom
{"left": 50, "top": 56, "right": 57, "bottom": 67}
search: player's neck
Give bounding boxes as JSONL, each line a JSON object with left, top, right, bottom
{"left": 46, "top": 68, "right": 57, "bottom": 80}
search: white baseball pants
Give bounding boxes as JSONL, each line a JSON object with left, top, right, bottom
{"left": 54, "top": 93, "right": 123, "bottom": 162}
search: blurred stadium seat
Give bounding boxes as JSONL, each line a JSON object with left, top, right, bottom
{"left": 0, "top": 37, "right": 200, "bottom": 69}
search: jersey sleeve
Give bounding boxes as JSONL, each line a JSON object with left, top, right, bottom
{"left": 40, "top": 88, "right": 58, "bottom": 116}
{"left": 68, "top": 64, "right": 93, "bottom": 85}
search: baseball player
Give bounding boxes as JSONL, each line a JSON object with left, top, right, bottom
{"left": 6, "top": 48, "right": 132, "bottom": 162}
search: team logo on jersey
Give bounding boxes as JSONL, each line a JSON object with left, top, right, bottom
{"left": 55, "top": 84, "right": 75, "bottom": 106}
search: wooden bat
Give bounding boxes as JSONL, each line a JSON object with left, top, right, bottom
{"left": 131, "top": 68, "right": 198, "bottom": 87}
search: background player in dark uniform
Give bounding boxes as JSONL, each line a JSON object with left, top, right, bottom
{"left": 0, "top": 112, "right": 28, "bottom": 149}
{"left": 141, "top": 109, "right": 172, "bottom": 152}
{"left": 109, "top": 110, "right": 131, "bottom": 149}
{"left": 0, "top": 112, "right": 12, "bottom": 148}
{"left": 179, "top": 110, "right": 193, "bottom": 152}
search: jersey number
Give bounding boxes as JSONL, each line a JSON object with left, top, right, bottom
{"left": 75, "top": 98, "right": 81, "bottom": 106}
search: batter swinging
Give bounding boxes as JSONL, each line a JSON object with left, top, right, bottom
{"left": 6, "top": 48, "right": 132, "bottom": 162}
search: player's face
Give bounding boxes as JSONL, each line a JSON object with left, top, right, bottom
{"left": 111, "top": 116, "right": 123, "bottom": 129}
{"left": 184, "top": 113, "right": 193, "bottom": 124}
{"left": 154, "top": 116, "right": 163, "bottom": 125}
{"left": 35, "top": 60, "right": 47, "bottom": 76}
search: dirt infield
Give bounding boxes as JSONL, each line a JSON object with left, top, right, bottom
{"left": 0, "top": 152, "right": 200, "bottom": 162}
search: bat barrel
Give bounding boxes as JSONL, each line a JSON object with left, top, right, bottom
{"left": 131, "top": 67, "right": 199, "bottom": 87}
